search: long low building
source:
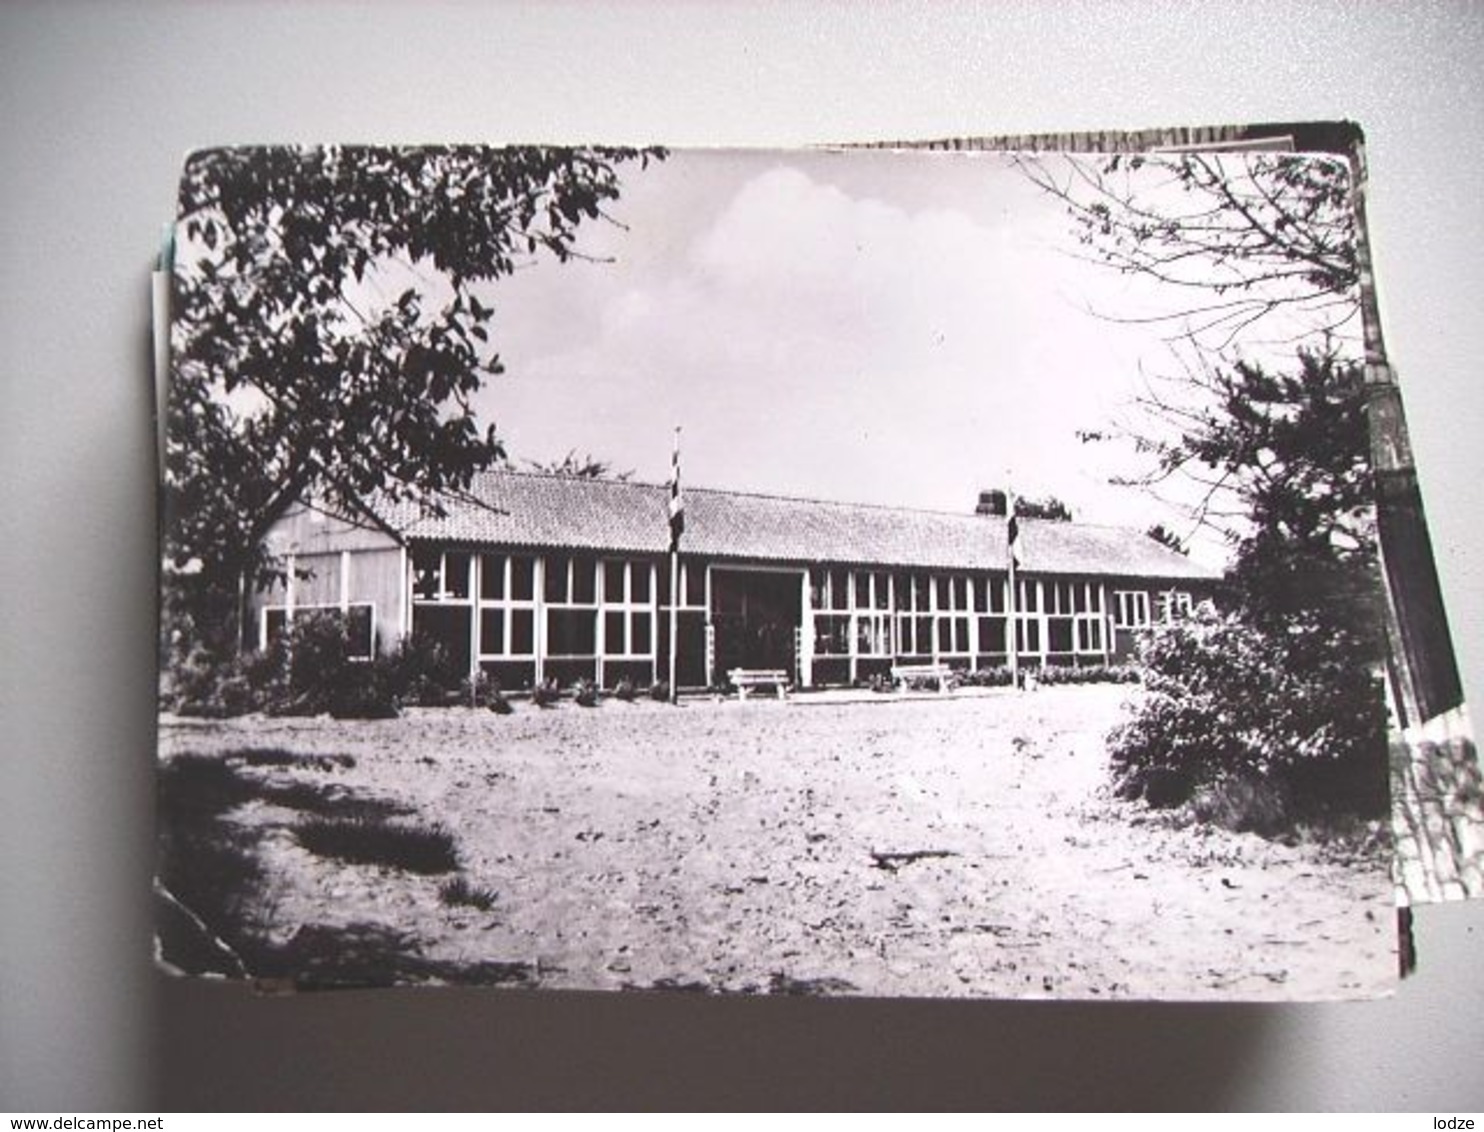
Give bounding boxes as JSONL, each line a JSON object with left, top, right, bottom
{"left": 252, "top": 471, "right": 1220, "bottom": 690}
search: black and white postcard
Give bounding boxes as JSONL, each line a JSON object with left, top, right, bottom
{"left": 154, "top": 137, "right": 1478, "bottom": 998}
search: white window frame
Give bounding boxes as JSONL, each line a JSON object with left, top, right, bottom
{"left": 1042, "top": 580, "right": 1105, "bottom": 660}
{"left": 934, "top": 574, "right": 973, "bottom": 661}
{"left": 600, "top": 558, "right": 658, "bottom": 660}
{"left": 412, "top": 548, "right": 474, "bottom": 603}
{"left": 850, "top": 570, "right": 893, "bottom": 657}
{"left": 475, "top": 553, "right": 537, "bottom": 660}
{"left": 894, "top": 571, "right": 932, "bottom": 657}
{"left": 542, "top": 553, "right": 600, "bottom": 660}
{"left": 1113, "top": 589, "right": 1153, "bottom": 630}
{"left": 809, "top": 567, "right": 852, "bottom": 657}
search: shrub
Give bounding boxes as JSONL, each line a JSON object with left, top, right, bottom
{"left": 487, "top": 689, "right": 514, "bottom": 715}
{"left": 958, "top": 666, "right": 1014, "bottom": 688}
{"left": 1188, "top": 776, "right": 1291, "bottom": 837}
{"left": 248, "top": 614, "right": 343, "bottom": 716}
{"left": 166, "top": 648, "right": 266, "bottom": 718}
{"left": 955, "top": 663, "right": 1137, "bottom": 689}
{"left": 531, "top": 677, "right": 561, "bottom": 708}
{"left": 648, "top": 679, "right": 671, "bottom": 702}
{"left": 459, "top": 669, "right": 502, "bottom": 709}
{"left": 572, "top": 677, "right": 601, "bottom": 707}
{"left": 328, "top": 662, "right": 401, "bottom": 720}
{"left": 1108, "top": 604, "right": 1388, "bottom": 831}
{"left": 165, "top": 605, "right": 417, "bottom": 721}
{"left": 613, "top": 677, "right": 638, "bottom": 702}
{"left": 385, "top": 633, "right": 458, "bottom": 706}
{"left": 1037, "top": 663, "right": 1140, "bottom": 686}
{"left": 902, "top": 672, "right": 955, "bottom": 692}
{"left": 232, "top": 612, "right": 400, "bottom": 719}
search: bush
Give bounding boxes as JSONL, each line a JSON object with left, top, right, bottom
{"left": 957, "top": 666, "right": 1013, "bottom": 688}
{"left": 954, "top": 664, "right": 1138, "bottom": 689}
{"left": 1037, "top": 663, "right": 1140, "bottom": 686}
{"left": 254, "top": 612, "right": 400, "bottom": 719}
{"left": 385, "top": 633, "right": 458, "bottom": 706}
{"left": 612, "top": 677, "right": 638, "bottom": 702}
{"left": 459, "top": 669, "right": 502, "bottom": 709}
{"left": 648, "top": 679, "right": 671, "bottom": 702}
{"left": 531, "top": 678, "right": 561, "bottom": 708}
{"left": 161, "top": 613, "right": 447, "bottom": 721}
{"left": 572, "top": 677, "right": 601, "bottom": 707}
{"left": 1108, "top": 605, "right": 1388, "bottom": 831}
{"left": 165, "top": 647, "right": 263, "bottom": 718}
{"left": 327, "top": 664, "right": 401, "bottom": 720}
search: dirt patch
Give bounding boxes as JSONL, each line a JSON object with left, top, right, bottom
{"left": 156, "top": 685, "right": 1396, "bottom": 999}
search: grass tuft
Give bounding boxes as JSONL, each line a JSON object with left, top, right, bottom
{"left": 439, "top": 876, "right": 499, "bottom": 911}
{"left": 238, "top": 748, "right": 355, "bottom": 771}
{"left": 295, "top": 817, "right": 458, "bottom": 874}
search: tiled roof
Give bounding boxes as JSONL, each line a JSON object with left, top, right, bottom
{"left": 376, "top": 471, "right": 1217, "bottom": 582}
{"left": 380, "top": 473, "right": 669, "bottom": 556}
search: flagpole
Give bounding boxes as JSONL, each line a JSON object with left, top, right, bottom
{"left": 668, "top": 551, "right": 679, "bottom": 704}
{"left": 668, "top": 426, "right": 682, "bottom": 705}
{"left": 1006, "top": 478, "right": 1020, "bottom": 691}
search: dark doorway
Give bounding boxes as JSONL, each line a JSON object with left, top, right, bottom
{"left": 710, "top": 569, "right": 802, "bottom": 681}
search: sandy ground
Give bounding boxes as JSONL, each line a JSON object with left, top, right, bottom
{"left": 158, "top": 684, "right": 1398, "bottom": 1000}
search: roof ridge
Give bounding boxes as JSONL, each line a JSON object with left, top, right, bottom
{"left": 472, "top": 467, "right": 654, "bottom": 488}
{"left": 685, "top": 483, "right": 1002, "bottom": 521}
{"left": 470, "top": 467, "right": 1008, "bottom": 521}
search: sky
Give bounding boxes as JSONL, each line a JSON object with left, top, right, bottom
{"left": 308, "top": 147, "right": 1356, "bottom": 570}
{"left": 466, "top": 147, "right": 1252, "bottom": 561}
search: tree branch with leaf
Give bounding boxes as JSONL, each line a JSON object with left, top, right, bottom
{"left": 1021, "top": 147, "right": 1390, "bottom": 826}
{"left": 1014, "top": 150, "right": 1361, "bottom": 352}
{"left": 165, "top": 144, "right": 662, "bottom": 655}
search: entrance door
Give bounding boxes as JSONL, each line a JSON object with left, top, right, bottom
{"left": 710, "top": 569, "right": 802, "bottom": 681}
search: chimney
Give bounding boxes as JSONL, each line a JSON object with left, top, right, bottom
{"left": 976, "top": 489, "right": 1007, "bottom": 517}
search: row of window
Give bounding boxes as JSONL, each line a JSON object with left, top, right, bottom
{"left": 414, "top": 551, "right": 705, "bottom": 607}
{"left": 807, "top": 570, "right": 1182, "bottom": 657}
{"left": 811, "top": 611, "right": 1109, "bottom": 658}
{"left": 808, "top": 570, "right": 1122, "bottom": 617}
{"left": 414, "top": 551, "right": 682, "bottom": 661}
{"left": 1112, "top": 588, "right": 1193, "bottom": 629}
{"left": 418, "top": 555, "right": 1183, "bottom": 622}
{"left": 259, "top": 597, "right": 1150, "bottom": 665}
{"left": 412, "top": 551, "right": 1193, "bottom": 661}
{"left": 810, "top": 569, "right": 992, "bottom": 615}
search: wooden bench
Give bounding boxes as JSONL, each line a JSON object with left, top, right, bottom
{"left": 890, "top": 663, "right": 953, "bottom": 693}
{"left": 728, "top": 668, "right": 791, "bottom": 701}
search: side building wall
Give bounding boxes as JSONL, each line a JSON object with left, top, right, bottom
{"left": 250, "top": 504, "right": 407, "bottom": 656}
{"left": 248, "top": 511, "right": 1211, "bottom": 689}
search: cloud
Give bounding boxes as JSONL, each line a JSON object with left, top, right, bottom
{"left": 477, "top": 156, "right": 1174, "bottom": 532}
